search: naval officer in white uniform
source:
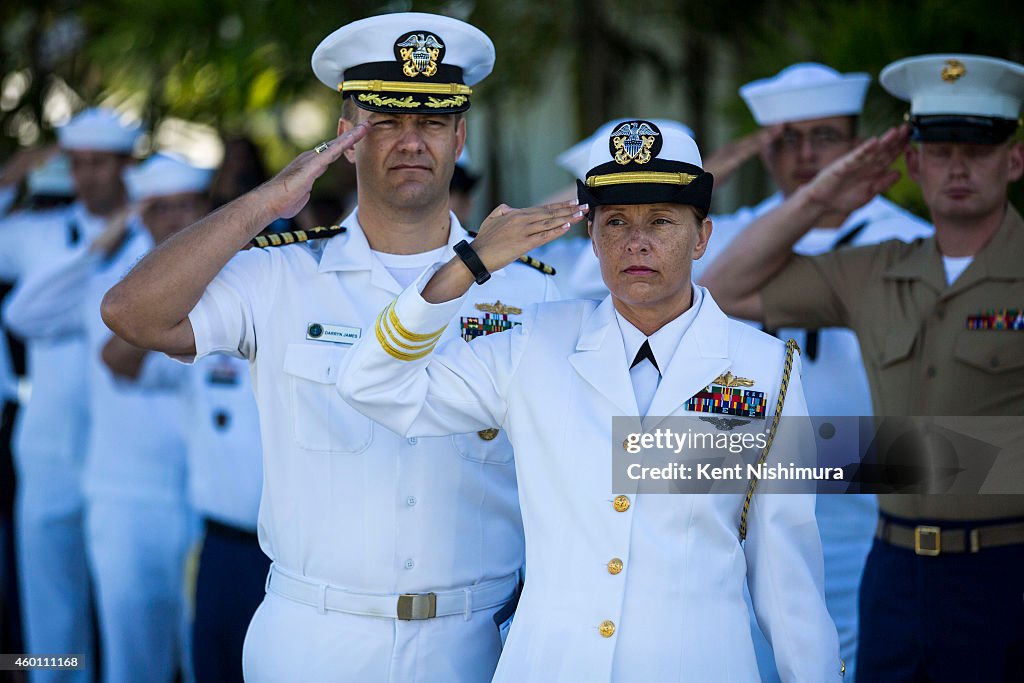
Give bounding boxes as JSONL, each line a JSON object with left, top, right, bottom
{"left": 101, "top": 13, "right": 569, "bottom": 682}
{"left": 339, "top": 121, "right": 842, "bottom": 681}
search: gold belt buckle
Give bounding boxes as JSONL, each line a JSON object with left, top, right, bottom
{"left": 914, "top": 525, "right": 941, "bottom": 556}
{"left": 397, "top": 592, "right": 437, "bottom": 620}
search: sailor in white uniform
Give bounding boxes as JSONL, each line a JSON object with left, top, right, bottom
{"left": 339, "top": 120, "right": 843, "bottom": 681}
{"left": 5, "top": 154, "right": 211, "bottom": 683}
{"left": 0, "top": 108, "right": 139, "bottom": 683}
{"left": 100, "top": 13, "right": 566, "bottom": 682}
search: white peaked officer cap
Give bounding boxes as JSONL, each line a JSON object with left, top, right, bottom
{"left": 124, "top": 153, "right": 213, "bottom": 202}
{"left": 57, "top": 107, "right": 141, "bottom": 153}
{"left": 27, "top": 154, "right": 74, "bottom": 198}
{"left": 740, "top": 63, "right": 871, "bottom": 126}
{"left": 557, "top": 118, "right": 696, "bottom": 180}
{"left": 880, "top": 54, "right": 1024, "bottom": 144}
{"left": 312, "top": 12, "right": 494, "bottom": 115}
{"left": 576, "top": 119, "right": 713, "bottom": 215}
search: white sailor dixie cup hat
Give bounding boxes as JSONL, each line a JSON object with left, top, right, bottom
{"left": 739, "top": 63, "right": 870, "bottom": 126}
{"left": 124, "top": 153, "right": 213, "bottom": 203}
{"left": 576, "top": 119, "right": 714, "bottom": 215}
{"left": 311, "top": 12, "right": 494, "bottom": 115}
{"left": 880, "top": 54, "right": 1024, "bottom": 144}
{"left": 57, "top": 107, "right": 141, "bottom": 153}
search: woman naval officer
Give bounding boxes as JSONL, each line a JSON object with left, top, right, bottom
{"left": 338, "top": 120, "right": 842, "bottom": 681}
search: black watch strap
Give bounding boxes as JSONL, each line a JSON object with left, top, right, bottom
{"left": 453, "top": 240, "right": 491, "bottom": 285}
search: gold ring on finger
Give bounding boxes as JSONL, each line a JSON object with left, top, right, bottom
{"left": 313, "top": 141, "right": 331, "bottom": 154}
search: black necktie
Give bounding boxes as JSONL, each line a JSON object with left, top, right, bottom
{"left": 630, "top": 340, "right": 660, "bottom": 372}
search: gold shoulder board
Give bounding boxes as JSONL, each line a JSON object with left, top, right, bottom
{"left": 249, "top": 225, "right": 346, "bottom": 249}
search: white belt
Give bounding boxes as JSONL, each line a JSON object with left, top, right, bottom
{"left": 266, "top": 563, "right": 518, "bottom": 620}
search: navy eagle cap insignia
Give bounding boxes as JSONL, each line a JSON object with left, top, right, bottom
{"left": 395, "top": 32, "right": 444, "bottom": 77}
{"left": 610, "top": 120, "right": 661, "bottom": 165}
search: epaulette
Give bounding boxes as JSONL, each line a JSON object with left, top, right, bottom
{"left": 249, "top": 225, "right": 346, "bottom": 249}
{"left": 465, "top": 230, "right": 556, "bottom": 276}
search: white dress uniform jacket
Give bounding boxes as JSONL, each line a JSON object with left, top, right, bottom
{"left": 186, "top": 210, "right": 559, "bottom": 682}
{"left": 339, "top": 276, "right": 843, "bottom": 682}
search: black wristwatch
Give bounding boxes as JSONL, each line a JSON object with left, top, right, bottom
{"left": 453, "top": 240, "right": 491, "bottom": 285}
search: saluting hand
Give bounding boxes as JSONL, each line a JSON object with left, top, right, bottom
{"left": 256, "top": 122, "right": 371, "bottom": 220}
{"left": 0, "top": 144, "right": 58, "bottom": 188}
{"left": 471, "top": 200, "right": 588, "bottom": 273}
{"left": 799, "top": 124, "right": 909, "bottom": 216}
{"left": 703, "top": 125, "right": 783, "bottom": 187}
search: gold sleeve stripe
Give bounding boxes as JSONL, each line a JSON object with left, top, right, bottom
{"left": 387, "top": 302, "right": 447, "bottom": 343}
{"left": 585, "top": 171, "right": 699, "bottom": 188}
{"left": 378, "top": 304, "right": 441, "bottom": 353}
{"left": 339, "top": 80, "right": 472, "bottom": 96}
{"left": 375, "top": 307, "right": 442, "bottom": 362}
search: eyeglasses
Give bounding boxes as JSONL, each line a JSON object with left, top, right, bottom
{"left": 774, "top": 127, "right": 852, "bottom": 152}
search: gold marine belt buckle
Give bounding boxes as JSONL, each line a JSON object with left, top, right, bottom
{"left": 397, "top": 592, "right": 437, "bottom": 620}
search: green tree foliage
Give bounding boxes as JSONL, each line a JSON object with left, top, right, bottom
{"left": 2, "top": 0, "right": 1023, "bottom": 209}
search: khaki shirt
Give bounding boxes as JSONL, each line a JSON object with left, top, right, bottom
{"left": 762, "top": 204, "right": 1024, "bottom": 520}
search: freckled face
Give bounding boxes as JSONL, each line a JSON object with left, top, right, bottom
{"left": 590, "top": 203, "right": 712, "bottom": 314}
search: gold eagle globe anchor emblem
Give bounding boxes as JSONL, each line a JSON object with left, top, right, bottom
{"left": 396, "top": 33, "right": 444, "bottom": 78}
{"left": 941, "top": 59, "right": 966, "bottom": 83}
{"left": 611, "top": 121, "right": 660, "bottom": 165}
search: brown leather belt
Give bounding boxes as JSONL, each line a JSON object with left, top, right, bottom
{"left": 875, "top": 518, "right": 1024, "bottom": 556}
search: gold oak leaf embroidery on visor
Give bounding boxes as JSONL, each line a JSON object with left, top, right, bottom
{"left": 358, "top": 93, "right": 420, "bottom": 109}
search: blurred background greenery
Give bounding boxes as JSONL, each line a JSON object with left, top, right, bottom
{"left": 2, "top": 0, "right": 1022, "bottom": 219}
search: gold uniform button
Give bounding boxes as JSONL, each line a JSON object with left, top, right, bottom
{"left": 613, "top": 495, "right": 630, "bottom": 512}
{"left": 607, "top": 558, "right": 623, "bottom": 575}
{"left": 477, "top": 428, "right": 499, "bottom": 441}
{"left": 599, "top": 620, "right": 616, "bottom": 638}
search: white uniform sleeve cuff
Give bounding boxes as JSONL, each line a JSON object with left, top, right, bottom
{"left": 183, "top": 302, "right": 215, "bottom": 364}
